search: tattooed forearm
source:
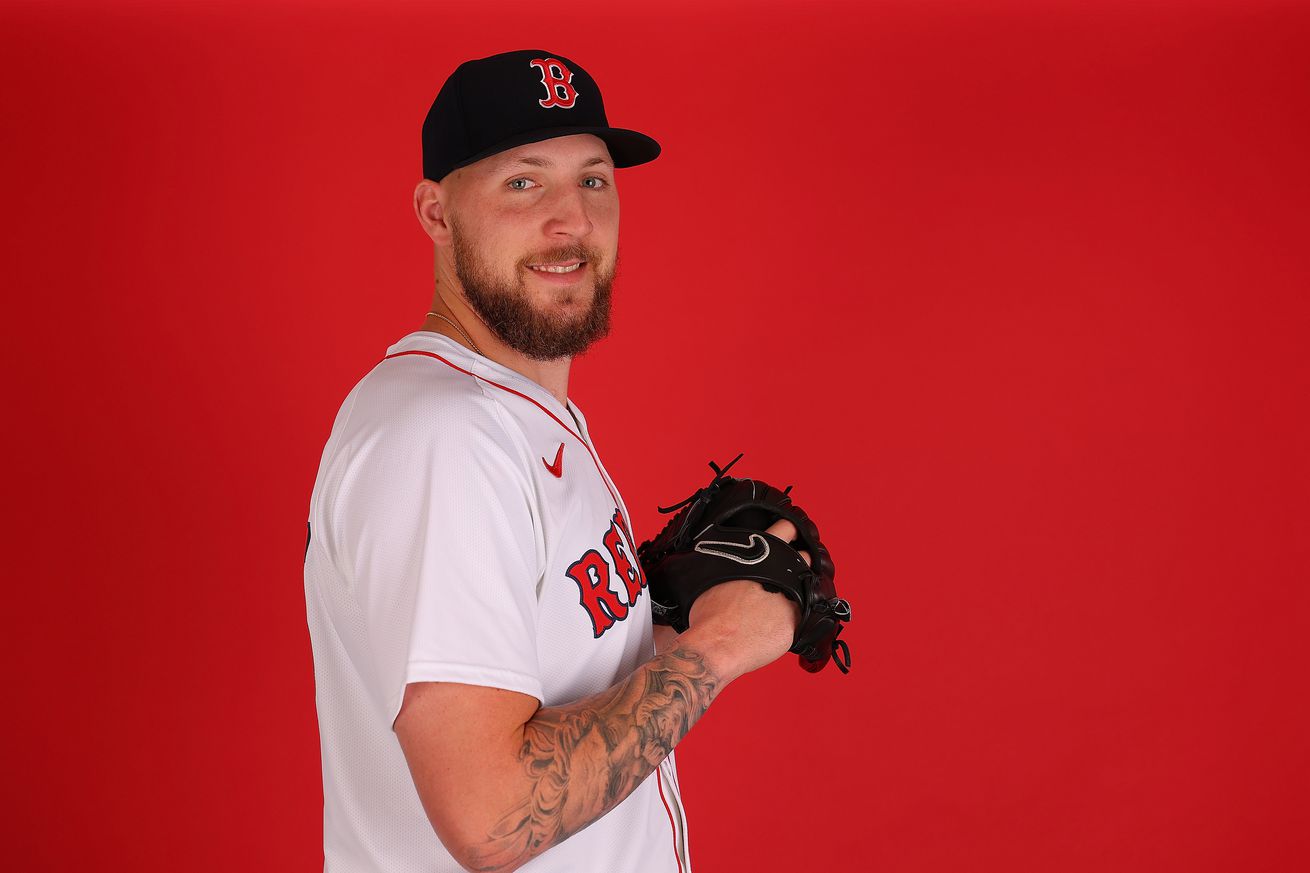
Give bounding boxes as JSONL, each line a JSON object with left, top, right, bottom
{"left": 463, "top": 646, "right": 719, "bottom": 872}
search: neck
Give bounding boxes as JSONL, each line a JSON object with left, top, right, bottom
{"left": 421, "top": 302, "right": 573, "bottom": 408}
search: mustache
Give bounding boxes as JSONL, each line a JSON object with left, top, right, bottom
{"left": 521, "top": 244, "right": 597, "bottom": 266}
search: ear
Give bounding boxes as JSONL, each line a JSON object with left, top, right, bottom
{"left": 414, "top": 178, "right": 453, "bottom": 245}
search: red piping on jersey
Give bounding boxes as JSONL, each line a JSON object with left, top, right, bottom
{"left": 656, "top": 772, "right": 685, "bottom": 873}
{"left": 381, "top": 349, "right": 635, "bottom": 540}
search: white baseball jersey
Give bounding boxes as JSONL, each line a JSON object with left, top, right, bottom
{"left": 304, "top": 330, "right": 690, "bottom": 873}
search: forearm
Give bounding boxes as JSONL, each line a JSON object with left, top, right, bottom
{"left": 460, "top": 638, "right": 725, "bottom": 872}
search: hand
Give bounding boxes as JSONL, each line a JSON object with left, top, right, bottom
{"left": 683, "top": 518, "right": 808, "bottom": 682}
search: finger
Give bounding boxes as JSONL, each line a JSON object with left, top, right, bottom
{"left": 765, "top": 518, "right": 798, "bottom": 542}
{"left": 798, "top": 550, "right": 812, "bottom": 567}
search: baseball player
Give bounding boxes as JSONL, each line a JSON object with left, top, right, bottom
{"left": 303, "top": 50, "right": 807, "bottom": 873}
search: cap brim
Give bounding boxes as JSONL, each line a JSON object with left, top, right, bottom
{"left": 447, "top": 126, "right": 661, "bottom": 177}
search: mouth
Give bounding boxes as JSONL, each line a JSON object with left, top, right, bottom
{"left": 527, "top": 259, "right": 586, "bottom": 274}
{"left": 525, "top": 259, "right": 589, "bottom": 284}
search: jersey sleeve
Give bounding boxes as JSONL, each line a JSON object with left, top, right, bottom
{"left": 322, "top": 368, "right": 545, "bottom": 727}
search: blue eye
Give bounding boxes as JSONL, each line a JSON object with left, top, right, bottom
{"left": 508, "top": 178, "right": 535, "bottom": 190}
{"left": 582, "top": 176, "right": 608, "bottom": 189}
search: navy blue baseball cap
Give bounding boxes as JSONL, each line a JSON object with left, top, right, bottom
{"left": 421, "top": 49, "right": 661, "bottom": 183}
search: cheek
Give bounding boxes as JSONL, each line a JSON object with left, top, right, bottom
{"left": 592, "top": 201, "right": 620, "bottom": 248}
{"left": 471, "top": 225, "right": 524, "bottom": 269}
{"left": 597, "top": 197, "right": 620, "bottom": 227}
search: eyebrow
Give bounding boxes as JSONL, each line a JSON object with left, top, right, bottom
{"left": 495, "top": 154, "right": 614, "bottom": 171}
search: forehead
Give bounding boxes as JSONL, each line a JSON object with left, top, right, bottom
{"left": 476, "top": 134, "right": 613, "bottom": 176}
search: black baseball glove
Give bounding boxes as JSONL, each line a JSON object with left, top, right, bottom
{"left": 636, "top": 454, "right": 852, "bottom": 673}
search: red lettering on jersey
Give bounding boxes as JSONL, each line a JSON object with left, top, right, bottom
{"left": 529, "top": 57, "right": 579, "bottom": 109}
{"left": 565, "top": 548, "right": 628, "bottom": 637}
{"left": 604, "top": 509, "right": 645, "bottom": 606}
{"left": 613, "top": 507, "right": 637, "bottom": 548}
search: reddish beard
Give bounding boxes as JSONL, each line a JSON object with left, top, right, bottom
{"left": 450, "top": 218, "right": 616, "bottom": 361}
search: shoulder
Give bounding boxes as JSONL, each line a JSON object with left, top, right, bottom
{"left": 339, "top": 349, "right": 515, "bottom": 450}
{"left": 320, "top": 338, "right": 546, "bottom": 495}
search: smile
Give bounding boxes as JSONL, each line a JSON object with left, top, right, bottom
{"left": 528, "top": 261, "right": 585, "bottom": 274}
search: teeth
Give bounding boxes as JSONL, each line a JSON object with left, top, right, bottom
{"left": 529, "top": 262, "right": 583, "bottom": 274}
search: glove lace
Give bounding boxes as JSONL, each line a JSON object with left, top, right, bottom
{"left": 832, "top": 638, "right": 851, "bottom": 674}
{"left": 656, "top": 452, "right": 746, "bottom": 514}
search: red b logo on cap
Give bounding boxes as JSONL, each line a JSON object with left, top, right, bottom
{"left": 529, "top": 57, "right": 579, "bottom": 109}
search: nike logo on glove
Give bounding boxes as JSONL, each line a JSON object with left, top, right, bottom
{"left": 543, "top": 443, "right": 565, "bottom": 478}
{"left": 693, "top": 533, "right": 770, "bottom": 565}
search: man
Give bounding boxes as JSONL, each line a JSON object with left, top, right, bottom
{"left": 304, "top": 50, "right": 805, "bottom": 872}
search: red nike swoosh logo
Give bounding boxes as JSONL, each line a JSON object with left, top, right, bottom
{"left": 543, "top": 443, "right": 564, "bottom": 478}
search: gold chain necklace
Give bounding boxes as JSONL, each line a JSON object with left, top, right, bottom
{"left": 425, "top": 310, "right": 485, "bottom": 356}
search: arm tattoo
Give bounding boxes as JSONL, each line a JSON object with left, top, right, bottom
{"left": 464, "top": 646, "right": 718, "bottom": 871}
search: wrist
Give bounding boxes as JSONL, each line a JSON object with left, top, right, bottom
{"left": 675, "top": 623, "right": 749, "bottom": 688}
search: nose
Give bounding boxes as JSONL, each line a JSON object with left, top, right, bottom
{"left": 542, "top": 185, "right": 593, "bottom": 240}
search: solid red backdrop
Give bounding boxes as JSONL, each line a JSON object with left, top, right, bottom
{"left": 3, "top": 1, "right": 1307, "bottom": 871}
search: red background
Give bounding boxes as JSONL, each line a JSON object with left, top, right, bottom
{"left": 4, "top": 1, "right": 1307, "bottom": 870}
